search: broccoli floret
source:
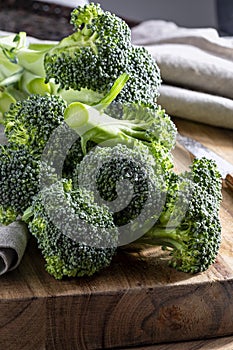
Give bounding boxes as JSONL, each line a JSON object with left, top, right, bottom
{"left": 134, "top": 158, "right": 222, "bottom": 273}
{"left": 44, "top": 3, "right": 161, "bottom": 105}
{"left": 64, "top": 100, "right": 177, "bottom": 153}
{"left": 63, "top": 137, "right": 96, "bottom": 178}
{"left": 73, "top": 143, "right": 170, "bottom": 244}
{"left": 44, "top": 3, "right": 131, "bottom": 92}
{"left": 25, "top": 179, "right": 118, "bottom": 279}
{"left": 4, "top": 94, "right": 67, "bottom": 155}
{"left": 115, "top": 45, "right": 161, "bottom": 105}
{"left": 3, "top": 4, "right": 159, "bottom": 105}
{"left": 0, "top": 4, "right": 161, "bottom": 106}
{"left": 0, "top": 145, "right": 40, "bottom": 224}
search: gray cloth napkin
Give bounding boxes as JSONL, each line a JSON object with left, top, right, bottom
{"left": 0, "top": 221, "right": 30, "bottom": 275}
{"left": 132, "top": 21, "right": 233, "bottom": 129}
{"left": 0, "top": 125, "right": 30, "bottom": 275}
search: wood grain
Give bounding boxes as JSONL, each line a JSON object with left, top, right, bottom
{"left": 0, "top": 119, "right": 233, "bottom": 350}
{"left": 120, "top": 335, "right": 233, "bottom": 350}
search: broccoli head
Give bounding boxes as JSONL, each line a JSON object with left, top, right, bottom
{"left": 0, "top": 145, "right": 40, "bottom": 224}
{"left": 25, "top": 179, "right": 119, "bottom": 279}
{"left": 44, "top": 3, "right": 131, "bottom": 92}
{"left": 4, "top": 94, "right": 67, "bottom": 155}
{"left": 134, "top": 157, "right": 222, "bottom": 273}
{"left": 0, "top": 4, "right": 161, "bottom": 106}
{"left": 44, "top": 3, "right": 161, "bottom": 105}
{"left": 74, "top": 143, "right": 168, "bottom": 244}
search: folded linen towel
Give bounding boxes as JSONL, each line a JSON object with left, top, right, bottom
{"left": 132, "top": 21, "right": 233, "bottom": 129}
{"left": 146, "top": 43, "right": 233, "bottom": 100}
{"left": 0, "top": 221, "right": 30, "bottom": 275}
{"left": 131, "top": 20, "right": 233, "bottom": 60}
{"left": 158, "top": 84, "right": 233, "bottom": 129}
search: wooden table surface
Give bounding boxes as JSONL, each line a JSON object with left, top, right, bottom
{"left": 122, "top": 334, "right": 233, "bottom": 350}
{"left": 0, "top": 117, "right": 233, "bottom": 350}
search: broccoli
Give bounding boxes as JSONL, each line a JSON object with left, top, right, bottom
{"left": 132, "top": 158, "right": 222, "bottom": 273}
{"left": 0, "top": 3, "right": 161, "bottom": 106}
{"left": 64, "top": 100, "right": 177, "bottom": 154}
{"left": 0, "top": 145, "right": 41, "bottom": 224}
{"left": 0, "top": 31, "right": 54, "bottom": 105}
{"left": 0, "top": 33, "right": 30, "bottom": 119}
{"left": 4, "top": 94, "right": 67, "bottom": 155}
{"left": 74, "top": 143, "right": 171, "bottom": 244}
{"left": 44, "top": 3, "right": 161, "bottom": 105}
{"left": 3, "top": 72, "right": 129, "bottom": 176}
{"left": 0, "top": 32, "right": 25, "bottom": 83}
{"left": 23, "top": 179, "right": 119, "bottom": 279}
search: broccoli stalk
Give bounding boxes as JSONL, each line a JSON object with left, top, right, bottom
{"left": 131, "top": 158, "right": 222, "bottom": 273}
{"left": 0, "top": 31, "right": 57, "bottom": 100}
{"left": 64, "top": 100, "right": 177, "bottom": 154}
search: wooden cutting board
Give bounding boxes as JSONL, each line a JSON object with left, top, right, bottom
{"left": 0, "top": 118, "right": 233, "bottom": 350}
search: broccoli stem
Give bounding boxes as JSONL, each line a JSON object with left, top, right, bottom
{"left": 16, "top": 49, "right": 46, "bottom": 76}
{"left": 28, "top": 42, "right": 56, "bottom": 51}
{"left": 54, "top": 31, "right": 99, "bottom": 54}
{"left": 0, "top": 58, "right": 22, "bottom": 81}
{"left": 64, "top": 72, "right": 134, "bottom": 151}
{"left": 64, "top": 102, "right": 155, "bottom": 153}
{"left": 0, "top": 90, "right": 16, "bottom": 123}
{"left": 0, "top": 72, "right": 23, "bottom": 87}
{"left": 135, "top": 226, "right": 184, "bottom": 251}
{"left": 19, "top": 71, "right": 53, "bottom": 95}
{"left": 94, "top": 72, "right": 129, "bottom": 111}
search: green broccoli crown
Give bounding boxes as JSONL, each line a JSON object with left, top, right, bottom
{"left": 74, "top": 143, "right": 167, "bottom": 243}
{"left": 168, "top": 181, "right": 221, "bottom": 273}
{"left": 28, "top": 179, "right": 118, "bottom": 279}
{"left": 44, "top": 3, "right": 161, "bottom": 106}
{"left": 4, "top": 94, "right": 66, "bottom": 155}
{"left": 136, "top": 157, "right": 222, "bottom": 273}
{"left": 0, "top": 145, "right": 40, "bottom": 224}
{"left": 44, "top": 3, "right": 131, "bottom": 92}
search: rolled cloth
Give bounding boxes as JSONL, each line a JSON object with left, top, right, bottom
{"left": 131, "top": 20, "right": 233, "bottom": 129}
{"left": 0, "top": 221, "right": 30, "bottom": 275}
{"left": 0, "top": 125, "right": 30, "bottom": 275}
